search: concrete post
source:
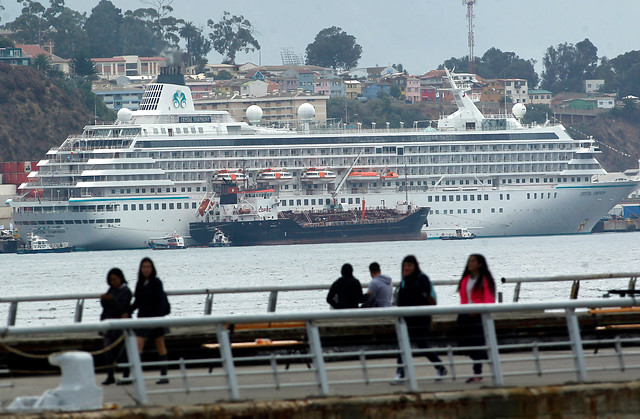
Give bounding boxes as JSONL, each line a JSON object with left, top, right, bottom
{"left": 481, "top": 313, "right": 503, "bottom": 386}
{"left": 395, "top": 317, "right": 418, "bottom": 391}
{"left": 565, "top": 308, "right": 587, "bottom": 382}
{"left": 124, "top": 329, "right": 147, "bottom": 405}
{"left": 306, "top": 320, "right": 329, "bottom": 396}
{"left": 216, "top": 323, "right": 239, "bottom": 400}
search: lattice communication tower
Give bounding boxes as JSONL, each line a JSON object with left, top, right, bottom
{"left": 463, "top": 0, "right": 477, "bottom": 74}
{"left": 281, "top": 48, "right": 304, "bottom": 66}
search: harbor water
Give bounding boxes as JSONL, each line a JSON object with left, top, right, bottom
{"left": 1, "top": 232, "right": 639, "bottom": 326}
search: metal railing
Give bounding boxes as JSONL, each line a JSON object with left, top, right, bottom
{"left": 2, "top": 272, "right": 640, "bottom": 326}
{"left": 2, "top": 297, "right": 640, "bottom": 407}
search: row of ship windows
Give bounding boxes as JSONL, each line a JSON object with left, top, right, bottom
{"left": 14, "top": 202, "right": 197, "bottom": 213}
{"left": 280, "top": 198, "right": 360, "bottom": 206}
{"left": 432, "top": 209, "right": 488, "bottom": 214}
{"left": 15, "top": 219, "right": 121, "bottom": 225}
{"left": 110, "top": 187, "right": 206, "bottom": 194}
{"left": 429, "top": 194, "right": 490, "bottom": 202}
{"left": 122, "top": 202, "right": 198, "bottom": 211}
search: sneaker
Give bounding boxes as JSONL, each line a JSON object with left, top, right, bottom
{"left": 116, "top": 378, "right": 133, "bottom": 386}
{"left": 156, "top": 378, "right": 169, "bottom": 385}
{"left": 435, "top": 366, "right": 448, "bottom": 382}
{"left": 390, "top": 372, "right": 405, "bottom": 385}
{"left": 465, "top": 376, "right": 482, "bottom": 383}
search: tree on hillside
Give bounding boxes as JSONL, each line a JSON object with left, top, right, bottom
{"left": 0, "top": 37, "right": 14, "bottom": 48}
{"left": 180, "top": 21, "right": 211, "bottom": 67}
{"left": 120, "top": 10, "right": 166, "bottom": 56}
{"left": 600, "top": 51, "right": 640, "bottom": 97}
{"left": 207, "top": 11, "right": 260, "bottom": 65}
{"left": 44, "top": 1, "right": 89, "bottom": 58}
{"left": 72, "top": 50, "right": 95, "bottom": 77}
{"left": 135, "top": 0, "right": 183, "bottom": 46}
{"left": 85, "top": 0, "right": 123, "bottom": 58}
{"left": 5, "top": 0, "right": 50, "bottom": 45}
{"left": 30, "top": 52, "right": 51, "bottom": 72}
{"left": 541, "top": 38, "right": 599, "bottom": 93}
{"left": 441, "top": 48, "right": 538, "bottom": 88}
{"left": 305, "top": 26, "right": 361, "bottom": 70}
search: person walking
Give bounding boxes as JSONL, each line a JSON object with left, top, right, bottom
{"left": 99, "top": 268, "right": 132, "bottom": 385}
{"left": 456, "top": 253, "right": 496, "bottom": 383}
{"left": 361, "top": 262, "right": 393, "bottom": 308}
{"left": 326, "top": 263, "right": 363, "bottom": 309}
{"left": 129, "top": 257, "right": 171, "bottom": 384}
{"left": 394, "top": 255, "right": 447, "bottom": 382}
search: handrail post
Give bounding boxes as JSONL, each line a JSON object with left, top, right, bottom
{"left": 481, "top": 312, "right": 503, "bottom": 386}
{"left": 204, "top": 293, "right": 214, "bottom": 315}
{"left": 268, "top": 291, "right": 278, "bottom": 312}
{"left": 394, "top": 316, "right": 418, "bottom": 391}
{"left": 74, "top": 299, "right": 84, "bottom": 323}
{"left": 570, "top": 280, "right": 580, "bottom": 299}
{"left": 628, "top": 276, "right": 637, "bottom": 292}
{"left": 124, "top": 329, "right": 147, "bottom": 405}
{"left": 565, "top": 308, "right": 587, "bottom": 382}
{"left": 8, "top": 302, "right": 18, "bottom": 326}
{"left": 216, "top": 323, "right": 239, "bottom": 400}
{"left": 513, "top": 282, "right": 521, "bottom": 302}
{"left": 306, "top": 320, "right": 329, "bottom": 396}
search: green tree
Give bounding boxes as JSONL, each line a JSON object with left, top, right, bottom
{"left": 215, "top": 69, "right": 233, "bottom": 80}
{"left": 120, "top": 11, "right": 166, "bottom": 56}
{"left": 600, "top": 51, "right": 640, "bottom": 97}
{"left": 134, "top": 0, "right": 183, "bottom": 46}
{"left": 0, "top": 37, "right": 14, "bottom": 48}
{"left": 44, "top": 2, "right": 89, "bottom": 58}
{"left": 30, "top": 52, "right": 51, "bottom": 72}
{"left": 389, "top": 84, "right": 402, "bottom": 99}
{"left": 441, "top": 47, "right": 538, "bottom": 87}
{"left": 72, "top": 50, "right": 95, "bottom": 77}
{"left": 541, "top": 38, "right": 599, "bottom": 93}
{"left": 305, "top": 26, "right": 361, "bottom": 70}
{"left": 180, "top": 21, "right": 211, "bottom": 66}
{"left": 207, "top": 11, "right": 260, "bottom": 64}
{"left": 5, "top": 0, "right": 49, "bottom": 45}
{"left": 85, "top": 0, "right": 123, "bottom": 58}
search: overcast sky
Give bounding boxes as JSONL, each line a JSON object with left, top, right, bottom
{"left": 2, "top": 0, "right": 639, "bottom": 74}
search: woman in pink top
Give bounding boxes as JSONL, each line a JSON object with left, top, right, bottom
{"left": 456, "top": 254, "right": 496, "bottom": 383}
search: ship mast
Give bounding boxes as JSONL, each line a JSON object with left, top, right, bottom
{"left": 463, "top": 0, "right": 477, "bottom": 74}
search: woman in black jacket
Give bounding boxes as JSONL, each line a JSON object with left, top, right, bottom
{"left": 130, "top": 257, "right": 170, "bottom": 384}
{"left": 99, "top": 268, "right": 132, "bottom": 385}
{"left": 394, "top": 255, "right": 447, "bottom": 382}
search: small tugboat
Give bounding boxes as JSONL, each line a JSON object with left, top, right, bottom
{"left": 208, "top": 229, "right": 231, "bottom": 247}
{"left": 440, "top": 228, "right": 476, "bottom": 240}
{"left": 17, "top": 234, "right": 76, "bottom": 254}
{"left": 149, "top": 232, "right": 187, "bottom": 249}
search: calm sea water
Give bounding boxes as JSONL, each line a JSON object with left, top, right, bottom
{"left": 1, "top": 232, "right": 639, "bottom": 325}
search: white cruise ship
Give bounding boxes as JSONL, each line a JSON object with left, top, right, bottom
{"left": 7, "top": 67, "right": 639, "bottom": 250}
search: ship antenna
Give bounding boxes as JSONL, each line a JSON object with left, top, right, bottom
{"left": 94, "top": 96, "right": 98, "bottom": 125}
{"left": 403, "top": 155, "right": 409, "bottom": 207}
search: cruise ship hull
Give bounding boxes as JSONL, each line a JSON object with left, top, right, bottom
{"left": 9, "top": 181, "right": 637, "bottom": 250}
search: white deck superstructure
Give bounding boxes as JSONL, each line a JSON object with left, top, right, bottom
{"left": 7, "top": 67, "right": 639, "bottom": 249}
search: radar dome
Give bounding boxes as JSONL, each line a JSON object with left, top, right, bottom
{"left": 298, "top": 103, "right": 315, "bottom": 121}
{"left": 246, "top": 105, "right": 263, "bottom": 125}
{"left": 117, "top": 107, "right": 133, "bottom": 123}
{"left": 512, "top": 103, "right": 527, "bottom": 119}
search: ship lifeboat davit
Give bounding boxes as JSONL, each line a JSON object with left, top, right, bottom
{"left": 380, "top": 171, "right": 399, "bottom": 180}
{"left": 197, "top": 198, "right": 211, "bottom": 216}
{"left": 212, "top": 169, "right": 246, "bottom": 183}
{"left": 349, "top": 170, "right": 380, "bottom": 181}
{"left": 257, "top": 168, "right": 293, "bottom": 183}
{"left": 301, "top": 168, "right": 336, "bottom": 183}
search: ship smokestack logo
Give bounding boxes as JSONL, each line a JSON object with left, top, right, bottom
{"left": 173, "top": 91, "right": 187, "bottom": 108}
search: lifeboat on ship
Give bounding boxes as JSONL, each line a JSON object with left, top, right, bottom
{"left": 212, "top": 169, "right": 246, "bottom": 183}
{"left": 256, "top": 168, "right": 293, "bottom": 183}
{"left": 380, "top": 171, "right": 399, "bottom": 180}
{"left": 349, "top": 170, "right": 379, "bottom": 181}
{"left": 301, "top": 168, "right": 336, "bottom": 183}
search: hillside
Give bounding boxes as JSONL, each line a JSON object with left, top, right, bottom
{"left": 0, "top": 64, "right": 97, "bottom": 162}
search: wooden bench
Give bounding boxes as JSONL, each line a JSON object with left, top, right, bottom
{"left": 203, "top": 322, "right": 309, "bottom": 370}
{"left": 589, "top": 306, "right": 640, "bottom": 353}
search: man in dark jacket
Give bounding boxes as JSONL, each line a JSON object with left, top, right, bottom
{"left": 326, "top": 264, "right": 363, "bottom": 309}
{"left": 394, "top": 255, "right": 447, "bottom": 382}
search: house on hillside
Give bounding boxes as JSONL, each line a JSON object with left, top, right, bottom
{"left": 17, "top": 44, "right": 70, "bottom": 73}
{"left": 528, "top": 89, "right": 552, "bottom": 105}
{"left": 584, "top": 79, "right": 605, "bottom": 94}
{"left": 0, "top": 47, "right": 29, "bottom": 66}
{"left": 92, "top": 55, "right": 165, "bottom": 80}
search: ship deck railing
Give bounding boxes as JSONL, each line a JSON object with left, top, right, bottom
{"left": 3, "top": 294, "right": 640, "bottom": 406}
{"left": 1, "top": 272, "right": 639, "bottom": 327}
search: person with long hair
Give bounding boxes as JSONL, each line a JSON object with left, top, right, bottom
{"left": 129, "top": 257, "right": 170, "bottom": 384}
{"left": 456, "top": 254, "right": 496, "bottom": 383}
{"left": 394, "top": 255, "right": 447, "bottom": 382}
{"left": 99, "top": 268, "right": 132, "bottom": 385}
{"left": 326, "top": 263, "right": 363, "bottom": 309}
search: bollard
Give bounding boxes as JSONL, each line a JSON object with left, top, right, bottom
{"left": 8, "top": 302, "right": 18, "bottom": 326}
{"left": 267, "top": 291, "right": 278, "bottom": 312}
{"left": 204, "top": 293, "right": 214, "bottom": 315}
{"left": 73, "top": 299, "right": 84, "bottom": 323}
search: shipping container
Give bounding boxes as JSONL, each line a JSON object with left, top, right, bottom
{"left": 2, "top": 163, "right": 10, "bottom": 174}
{"left": 18, "top": 162, "right": 25, "bottom": 173}
{"left": 9, "top": 162, "right": 18, "bottom": 173}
